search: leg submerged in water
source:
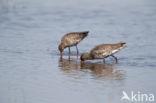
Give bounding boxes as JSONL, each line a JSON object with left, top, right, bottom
{"left": 68, "top": 47, "right": 71, "bottom": 56}
{"left": 68, "top": 47, "right": 71, "bottom": 59}
{"left": 103, "top": 59, "right": 105, "bottom": 63}
{"left": 111, "top": 55, "right": 118, "bottom": 63}
{"left": 76, "top": 45, "right": 79, "bottom": 56}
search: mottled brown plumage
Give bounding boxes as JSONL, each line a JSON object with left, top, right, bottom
{"left": 80, "top": 42, "right": 127, "bottom": 63}
{"left": 58, "top": 31, "right": 89, "bottom": 57}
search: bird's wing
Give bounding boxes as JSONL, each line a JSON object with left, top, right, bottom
{"left": 62, "top": 34, "right": 84, "bottom": 46}
{"left": 90, "top": 44, "right": 112, "bottom": 58}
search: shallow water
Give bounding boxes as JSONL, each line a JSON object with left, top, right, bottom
{"left": 0, "top": 0, "right": 156, "bottom": 103}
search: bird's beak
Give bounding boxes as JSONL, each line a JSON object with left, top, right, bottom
{"left": 81, "top": 60, "right": 84, "bottom": 64}
{"left": 59, "top": 56, "right": 63, "bottom": 61}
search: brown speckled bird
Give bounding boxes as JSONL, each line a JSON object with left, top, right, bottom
{"left": 58, "top": 31, "right": 89, "bottom": 57}
{"left": 80, "top": 42, "right": 127, "bottom": 63}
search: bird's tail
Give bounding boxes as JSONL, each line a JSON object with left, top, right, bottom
{"left": 79, "top": 31, "right": 89, "bottom": 39}
{"left": 119, "top": 42, "right": 127, "bottom": 48}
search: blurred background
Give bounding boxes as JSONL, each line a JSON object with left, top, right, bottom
{"left": 0, "top": 0, "right": 156, "bottom": 103}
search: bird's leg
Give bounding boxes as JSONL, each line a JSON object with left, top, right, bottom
{"left": 111, "top": 55, "right": 118, "bottom": 63}
{"left": 68, "top": 56, "right": 71, "bottom": 61}
{"left": 103, "top": 59, "right": 105, "bottom": 63}
{"left": 76, "top": 45, "right": 79, "bottom": 56}
{"left": 68, "top": 47, "right": 71, "bottom": 57}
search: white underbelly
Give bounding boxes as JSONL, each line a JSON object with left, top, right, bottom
{"left": 112, "top": 49, "right": 119, "bottom": 54}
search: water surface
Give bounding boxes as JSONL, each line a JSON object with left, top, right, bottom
{"left": 0, "top": 0, "right": 156, "bottom": 103}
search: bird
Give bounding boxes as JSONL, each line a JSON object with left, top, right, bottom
{"left": 80, "top": 42, "right": 127, "bottom": 63}
{"left": 58, "top": 31, "right": 89, "bottom": 58}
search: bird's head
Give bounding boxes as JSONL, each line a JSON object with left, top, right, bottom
{"left": 80, "top": 53, "right": 92, "bottom": 64}
{"left": 58, "top": 43, "right": 64, "bottom": 57}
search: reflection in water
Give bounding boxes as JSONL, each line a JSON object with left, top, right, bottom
{"left": 58, "top": 58, "right": 124, "bottom": 80}
{"left": 58, "top": 58, "right": 80, "bottom": 78}
{"left": 59, "top": 57, "right": 79, "bottom": 70}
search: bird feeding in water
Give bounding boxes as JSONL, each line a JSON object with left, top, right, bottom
{"left": 58, "top": 31, "right": 89, "bottom": 58}
{"left": 80, "top": 42, "right": 127, "bottom": 63}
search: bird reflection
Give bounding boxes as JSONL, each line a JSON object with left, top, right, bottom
{"left": 81, "top": 62, "right": 123, "bottom": 80}
{"left": 58, "top": 58, "right": 124, "bottom": 80}
{"left": 59, "top": 57, "right": 80, "bottom": 70}
{"left": 58, "top": 57, "right": 80, "bottom": 78}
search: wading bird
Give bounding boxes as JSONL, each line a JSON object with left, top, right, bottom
{"left": 80, "top": 42, "right": 127, "bottom": 63}
{"left": 58, "top": 31, "right": 89, "bottom": 58}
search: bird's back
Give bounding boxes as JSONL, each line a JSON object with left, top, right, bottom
{"left": 90, "top": 44, "right": 112, "bottom": 59}
{"left": 90, "top": 42, "right": 126, "bottom": 59}
{"left": 61, "top": 31, "right": 88, "bottom": 47}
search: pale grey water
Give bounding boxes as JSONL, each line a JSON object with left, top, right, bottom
{"left": 0, "top": 0, "right": 156, "bottom": 103}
